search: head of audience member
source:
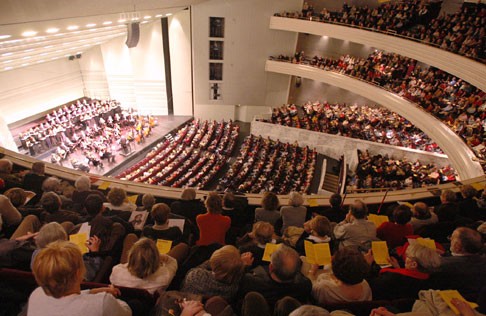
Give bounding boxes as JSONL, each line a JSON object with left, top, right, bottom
{"left": 151, "top": 203, "right": 171, "bottom": 226}
{"left": 392, "top": 205, "right": 412, "bottom": 225}
{"left": 205, "top": 192, "right": 223, "bottom": 215}
{"left": 0, "top": 159, "right": 13, "bottom": 174}
{"left": 209, "top": 245, "right": 245, "bottom": 284}
{"left": 41, "top": 192, "right": 62, "bottom": 213}
{"left": 269, "top": 245, "right": 301, "bottom": 283}
{"left": 181, "top": 188, "right": 196, "bottom": 201}
{"left": 309, "top": 215, "right": 331, "bottom": 238}
{"left": 31, "top": 162, "right": 45, "bottom": 175}
{"left": 412, "top": 202, "right": 431, "bottom": 220}
{"left": 32, "top": 241, "right": 85, "bottom": 298}
{"left": 261, "top": 192, "right": 279, "bottom": 211}
{"left": 62, "top": 185, "right": 75, "bottom": 200}
{"left": 404, "top": 243, "right": 441, "bottom": 273}
{"left": 35, "top": 222, "right": 68, "bottom": 249}
{"left": 349, "top": 200, "right": 368, "bottom": 220}
{"left": 331, "top": 247, "right": 369, "bottom": 286}
{"left": 74, "top": 175, "right": 91, "bottom": 192}
{"left": 85, "top": 194, "right": 104, "bottom": 217}
{"left": 128, "top": 238, "right": 161, "bottom": 279}
{"left": 42, "top": 177, "right": 61, "bottom": 193}
{"left": 289, "top": 305, "right": 330, "bottom": 316}
{"left": 4, "top": 187, "right": 33, "bottom": 207}
{"left": 450, "top": 227, "right": 483, "bottom": 256}
{"left": 440, "top": 189, "right": 457, "bottom": 204}
{"left": 142, "top": 193, "right": 156, "bottom": 211}
{"left": 288, "top": 191, "right": 304, "bottom": 207}
{"left": 223, "top": 192, "right": 235, "bottom": 209}
{"left": 251, "top": 221, "right": 274, "bottom": 245}
{"left": 460, "top": 184, "right": 477, "bottom": 200}
{"left": 329, "top": 193, "right": 342, "bottom": 209}
{"left": 107, "top": 187, "right": 127, "bottom": 207}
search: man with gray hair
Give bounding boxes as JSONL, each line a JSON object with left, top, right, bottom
{"left": 238, "top": 244, "right": 311, "bottom": 309}
{"left": 334, "top": 200, "right": 377, "bottom": 249}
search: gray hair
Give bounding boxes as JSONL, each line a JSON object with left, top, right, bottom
{"left": 0, "top": 158, "right": 13, "bottom": 173}
{"left": 289, "top": 305, "right": 330, "bottom": 316}
{"left": 74, "top": 175, "right": 91, "bottom": 192}
{"left": 35, "top": 222, "right": 67, "bottom": 248}
{"left": 406, "top": 243, "right": 441, "bottom": 273}
{"left": 288, "top": 191, "right": 304, "bottom": 207}
{"left": 42, "top": 177, "right": 61, "bottom": 193}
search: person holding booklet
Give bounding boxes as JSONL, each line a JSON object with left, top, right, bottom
{"left": 142, "top": 203, "right": 183, "bottom": 245}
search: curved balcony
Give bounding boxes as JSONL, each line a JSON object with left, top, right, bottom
{"left": 265, "top": 59, "right": 484, "bottom": 180}
{"left": 269, "top": 16, "right": 486, "bottom": 91}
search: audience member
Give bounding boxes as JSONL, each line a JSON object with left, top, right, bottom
{"left": 22, "top": 162, "right": 46, "bottom": 197}
{"left": 238, "top": 221, "right": 276, "bottom": 269}
{"left": 376, "top": 204, "right": 413, "bottom": 248}
{"left": 103, "top": 187, "right": 136, "bottom": 213}
{"left": 71, "top": 175, "right": 106, "bottom": 213}
{"left": 410, "top": 201, "right": 438, "bottom": 232}
{"left": 255, "top": 192, "right": 281, "bottom": 226}
{"left": 319, "top": 193, "right": 346, "bottom": 223}
{"left": 143, "top": 203, "right": 183, "bottom": 245}
{"left": 334, "top": 200, "right": 377, "bottom": 249}
{"left": 434, "top": 189, "right": 459, "bottom": 222}
{"left": 295, "top": 215, "right": 332, "bottom": 255}
{"left": 458, "top": 184, "right": 482, "bottom": 221}
{"left": 170, "top": 188, "right": 205, "bottom": 223}
{"left": 280, "top": 191, "right": 307, "bottom": 233}
{"left": 196, "top": 192, "right": 231, "bottom": 246}
{"left": 39, "top": 192, "right": 83, "bottom": 225}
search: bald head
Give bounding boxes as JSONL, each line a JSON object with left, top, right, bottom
{"left": 270, "top": 245, "right": 301, "bottom": 282}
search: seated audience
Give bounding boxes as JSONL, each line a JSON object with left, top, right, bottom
{"left": 103, "top": 187, "right": 136, "bottom": 213}
{"left": 142, "top": 203, "right": 183, "bottom": 245}
{"left": 110, "top": 238, "right": 177, "bottom": 294}
{"left": 29, "top": 240, "right": 131, "bottom": 316}
{"left": 255, "top": 192, "right": 281, "bottom": 226}
{"left": 280, "top": 191, "right": 307, "bottom": 233}
{"left": 71, "top": 175, "right": 106, "bottom": 213}
{"left": 40, "top": 192, "right": 83, "bottom": 225}
{"left": 434, "top": 189, "right": 459, "bottom": 222}
{"left": 0, "top": 191, "right": 23, "bottom": 230}
{"left": 410, "top": 201, "right": 438, "bottom": 232}
{"left": 458, "top": 184, "right": 482, "bottom": 221}
{"left": 0, "top": 158, "right": 23, "bottom": 190}
{"left": 181, "top": 245, "right": 250, "bottom": 302}
{"left": 170, "top": 188, "right": 205, "bottom": 224}
{"left": 295, "top": 215, "right": 332, "bottom": 255}
{"left": 238, "top": 245, "right": 312, "bottom": 307}
{"left": 368, "top": 243, "right": 441, "bottom": 300}
{"left": 334, "top": 200, "right": 377, "bottom": 249}
{"left": 319, "top": 193, "right": 346, "bottom": 223}
{"left": 22, "top": 162, "right": 46, "bottom": 197}
{"left": 238, "top": 221, "right": 276, "bottom": 269}
{"left": 376, "top": 204, "right": 413, "bottom": 249}
{"left": 308, "top": 247, "right": 371, "bottom": 305}
{"left": 196, "top": 192, "right": 231, "bottom": 246}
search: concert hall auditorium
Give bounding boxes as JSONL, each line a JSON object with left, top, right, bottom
{"left": 0, "top": 0, "right": 485, "bottom": 315}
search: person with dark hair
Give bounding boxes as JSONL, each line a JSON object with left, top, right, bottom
{"left": 238, "top": 245, "right": 312, "bottom": 307}
{"left": 321, "top": 193, "right": 346, "bottom": 223}
{"left": 255, "top": 192, "right": 281, "bottom": 226}
{"left": 310, "top": 247, "right": 371, "bottom": 305}
{"left": 377, "top": 205, "right": 413, "bottom": 248}
{"left": 142, "top": 203, "right": 183, "bottom": 245}
{"left": 430, "top": 227, "right": 486, "bottom": 294}
{"left": 22, "top": 162, "right": 46, "bottom": 198}
{"left": 40, "top": 192, "right": 83, "bottom": 225}
{"left": 458, "top": 184, "right": 482, "bottom": 221}
{"left": 434, "top": 190, "right": 459, "bottom": 222}
{"left": 334, "top": 200, "right": 376, "bottom": 249}
{"left": 170, "top": 188, "right": 206, "bottom": 224}
{"left": 410, "top": 202, "right": 438, "bottom": 232}
{"left": 196, "top": 192, "right": 231, "bottom": 246}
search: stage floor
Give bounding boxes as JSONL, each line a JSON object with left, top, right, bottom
{"left": 35, "top": 116, "right": 192, "bottom": 176}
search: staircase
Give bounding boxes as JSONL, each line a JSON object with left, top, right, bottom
{"left": 321, "top": 173, "right": 340, "bottom": 193}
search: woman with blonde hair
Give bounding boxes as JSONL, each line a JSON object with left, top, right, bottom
{"left": 280, "top": 191, "right": 307, "bottom": 233}
{"left": 28, "top": 240, "right": 131, "bottom": 316}
{"left": 181, "top": 245, "right": 252, "bottom": 302}
{"left": 110, "top": 238, "right": 178, "bottom": 294}
{"left": 238, "top": 221, "right": 276, "bottom": 268}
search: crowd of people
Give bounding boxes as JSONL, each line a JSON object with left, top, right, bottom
{"left": 0, "top": 163, "right": 485, "bottom": 316}
{"left": 117, "top": 119, "right": 239, "bottom": 189}
{"left": 270, "top": 49, "right": 486, "bottom": 164}
{"left": 218, "top": 135, "right": 316, "bottom": 194}
{"left": 262, "top": 102, "right": 442, "bottom": 153}
{"left": 350, "top": 150, "right": 457, "bottom": 192}
{"left": 275, "top": 1, "right": 485, "bottom": 62}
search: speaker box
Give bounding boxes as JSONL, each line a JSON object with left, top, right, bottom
{"left": 126, "top": 23, "right": 140, "bottom": 48}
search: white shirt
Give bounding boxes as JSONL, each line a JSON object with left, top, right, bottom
{"left": 27, "top": 287, "right": 131, "bottom": 316}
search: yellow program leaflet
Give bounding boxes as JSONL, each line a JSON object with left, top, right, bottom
{"left": 417, "top": 237, "right": 436, "bottom": 250}
{"left": 439, "top": 290, "right": 478, "bottom": 315}
{"left": 262, "top": 243, "right": 280, "bottom": 262}
{"left": 97, "top": 181, "right": 111, "bottom": 190}
{"left": 368, "top": 214, "right": 389, "bottom": 227}
{"left": 372, "top": 241, "right": 390, "bottom": 265}
{"left": 305, "top": 240, "right": 331, "bottom": 266}
{"left": 69, "top": 233, "right": 88, "bottom": 254}
{"left": 156, "top": 239, "right": 173, "bottom": 254}
{"left": 307, "top": 198, "right": 318, "bottom": 207}
{"left": 127, "top": 195, "right": 138, "bottom": 204}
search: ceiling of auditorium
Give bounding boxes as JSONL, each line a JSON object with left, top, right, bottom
{"left": 0, "top": 0, "right": 207, "bottom": 73}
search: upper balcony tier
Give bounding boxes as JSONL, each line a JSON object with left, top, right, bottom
{"left": 269, "top": 16, "right": 486, "bottom": 92}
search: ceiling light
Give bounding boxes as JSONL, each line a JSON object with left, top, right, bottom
{"left": 46, "top": 27, "right": 59, "bottom": 33}
{"left": 22, "top": 56, "right": 31, "bottom": 60}
{"left": 21, "top": 63, "right": 30, "bottom": 66}
{"left": 3, "top": 60, "right": 12, "bottom": 64}
{"left": 103, "top": 21, "right": 112, "bottom": 25}
{"left": 22, "top": 31, "right": 37, "bottom": 37}
{"left": 44, "top": 45, "right": 53, "bottom": 48}
{"left": 67, "top": 25, "right": 79, "bottom": 30}
{"left": 141, "top": 21, "right": 149, "bottom": 24}
{"left": 118, "top": 18, "right": 126, "bottom": 23}
{"left": 40, "top": 52, "right": 48, "bottom": 56}
{"left": 1, "top": 52, "right": 13, "bottom": 56}
{"left": 4, "top": 67, "right": 13, "bottom": 71}
{"left": 76, "top": 51, "right": 82, "bottom": 54}
{"left": 51, "top": 57, "right": 58, "bottom": 60}
{"left": 0, "top": 35, "right": 11, "bottom": 40}
{"left": 54, "top": 33, "right": 64, "bottom": 37}
{"left": 166, "top": 13, "right": 172, "bottom": 17}
{"left": 155, "top": 14, "right": 163, "bottom": 18}
{"left": 64, "top": 54, "right": 70, "bottom": 57}
{"left": 86, "top": 23, "right": 96, "bottom": 28}
{"left": 144, "top": 15, "right": 152, "bottom": 19}
{"left": 38, "top": 60, "right": 45, "bottom": 63}
{"left": 24, "top": 49, "right": 34, "bottom": 52}
{"left": 131, "top": 17, "right": 139, "bottom": 21}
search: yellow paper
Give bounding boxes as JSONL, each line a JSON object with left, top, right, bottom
{"left": 156, "top": 239, "right": 173, "bottom": 254}
{"left": 262, "top": 243, "right": 279, "bottom": 262}
{"left": 307, "top": 198, "right": 318, "bottom": 207}
{"left": 372, "top": 241, "right": 389, "bottom": 265}
{"left": 305, "top": 240, "right": 331, "bottom": 266}
{"left": 70, "top": 233, "right": 88, "bottom": 254}
{"left": 127, "top": 195, "right": 138, "bottom": 204}
{"left": 97, "top": 181, "right": 111, "bottom": 190}
{"left": 439, "top": 290, "right": 478, "bottom": 315}
{"left": 470, "top": 182, "right": 484, "bottom": 191}
{"left": 368, "top": 214, "right": 389, "bottom": 227}
{"left": 416, "top": 237, "right": 436, "bottom": 250}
